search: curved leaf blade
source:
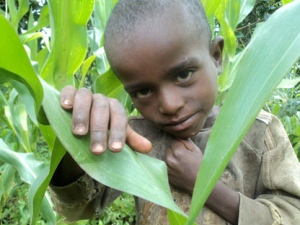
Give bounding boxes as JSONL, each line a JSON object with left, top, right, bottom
{"left": 0, "top": 15, "right": 43, "bottom": 115}
{"left": 187, "top": 1, "right": 300, "bottom": 224}
{"left": 29, "top": 138, "right": 65, "bottom": 225}
{"left": 0, "top": 139, "right": 55, "bottom": 224}
{"left": 40, "top": 0, "right": 95, "bottom": 90}
{"left": 41, "top": 79, "right": 185, "bottom": 216}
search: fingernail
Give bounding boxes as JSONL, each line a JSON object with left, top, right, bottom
{"left": 111, "top": 142, "right": 123, "bottom": 150}
{"left": 92, "top": 144, "right": 105, "bottom": 154}
{"left": 73, "top": 124, "right": 86, "bottom": 134}
{"left": 63, "top": 99, "right": 72, "bottom": 106}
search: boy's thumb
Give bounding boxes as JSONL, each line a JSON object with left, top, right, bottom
{"left": 126, "top": 125, "right": 152, "bottom": 153}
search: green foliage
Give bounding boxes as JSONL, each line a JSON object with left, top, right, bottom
{"left": 98, "top": 193, "right": 137, "bottom": 225}
{"left": 265, "top": 62, "right": 300, "bottom": 159}
{"left": 41, "top": 80, "right": 183, "bottom": 217}
{"left": 187, "top": 2, "right": 300, "bottom": 223}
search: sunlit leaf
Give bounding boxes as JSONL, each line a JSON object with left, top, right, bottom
{"left": 0, "top": 164, "right": 16, "bottom": 202}
{"left": 94, "top": 68, "right": 124, "bottom": 96}
{"left": 7, "top": 0, "right": 30, "bottom": 30}
{"left": 40, "top": 0, "right": 95, "bottom": 90}
{"left": 238, "top": 0, "right": 256, "bottom": 24}
{"left": 24, "top": 5, "right": 50, "bottom": 34}
{"left": 29, "top": 138, "right": 65, "bottom": 225}
{"left": 0, "top": 15, "right": 43, "bottom": 121}
{"left": 79, "top": 54, "right": 96, "bottom": 88}
{"left": 277, "top": 77, "right": 300, "bottom": 89}
{"left": 187, "top": 1, "right": 300, "bottom": 224}
{"left": 41, "top": 79, "right": 185, "bottom": 217}
{"left": 0, "top": 138, "right": 44, "bottom": 184}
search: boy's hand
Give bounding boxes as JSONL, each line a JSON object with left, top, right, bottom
{"left": 166, "top": 139, "right": 202, "bottom": 194}
{"left": 60, "top": 85, "right": 152, "bottom": 155}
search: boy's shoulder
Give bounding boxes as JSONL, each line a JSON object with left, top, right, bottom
{"left": 244, "top": 110, "right": 285, "bottom": 154}
{"left": 255, "top": 109, "right": 274, "bottom": 125}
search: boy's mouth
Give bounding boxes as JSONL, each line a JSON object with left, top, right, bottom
{"left": 162, "top": 113, "right": 198, "bottom": 132}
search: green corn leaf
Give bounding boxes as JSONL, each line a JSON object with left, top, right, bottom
{"left": 201, "top": 0, "right": 222, "bottom": 29}
{"left": 94, "top": 68, "right": 133, "bottom": 111}
{"left": 29, "top": 138, "right": 65, "bottom": 225}
{"left": 237, "top": 0, "right": 256, "bottom": 24}
{"left": 41, "top": 79, "right": 185, "bottom": 217}
{"left": 24, "top": 5, "right": 50, "bottom": 35}
{"left": 0, "top": 138, "right": 45, "bottom": 187}
{"left": 5, "top": 89, "right": 32, "bottom": 152}
{"left": 168, "top": 210, "right": 198, "bottom": 225}
{"left": 216, "top": 0, "right": 237, "bottom": 58}
{"left": 0, "top": 138, "right": 54, "bottom": 224}
{"left": 0, "top": 164, "right": 16, "bottom": 202}
{"left": 282, "top": 0, "right": 293, "bottom": 5}
{"left": 40, "top": 0, "right": 95, "bottom": 90}
{"left": 187, "top": 1, "right": 300, "bottom": 224}
{"left": 277, "top": 78, "right": 300, "bottom": 89}
{"left": 79, "top": 54, "right": 97, "bottom": 88}
{"left": 7, "top": 0, "right": 30, "bottom": 30}
{"left": 0, "top": 15, "right": 43, "bottom": 122}
{"left": 94, "top": 68, "right": 125, "bottom": 96}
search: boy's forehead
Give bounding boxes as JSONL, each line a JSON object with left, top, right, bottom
{"left": 107, "top": 7, "right": 200, "bottom": 58}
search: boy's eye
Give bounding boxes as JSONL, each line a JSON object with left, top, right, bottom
{"left": 176, "top": 70, "right": 194, "bottom": 82}
{"left": 134, "top": 88, "right": 152, "bottom": 98}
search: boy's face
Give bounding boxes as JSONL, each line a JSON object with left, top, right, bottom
{"left": 107, "top": 9, "right": 223, "bottom": 139}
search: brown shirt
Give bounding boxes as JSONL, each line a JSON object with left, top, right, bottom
{"left": 50, "top": 111, "right": 300, "bottom": 224}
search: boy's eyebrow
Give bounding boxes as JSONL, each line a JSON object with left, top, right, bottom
{"left": 166, "top": 57, "right": 199, "bottom": 76}
{"left": 124, "top": 57, "right": 199, "bottom": 92}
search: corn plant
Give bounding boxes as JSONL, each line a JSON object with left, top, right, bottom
{"left": 0, "top": 0, "right": 300, "bottom": 225}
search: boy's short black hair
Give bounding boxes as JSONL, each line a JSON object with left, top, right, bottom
{"left": 104, "top": 0, "right": 212, "bottom": 50}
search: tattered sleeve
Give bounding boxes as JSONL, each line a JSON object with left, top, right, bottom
{"left": 238, "top": 115, "right": 300, "bottom": 225}
{"left": 49, "top": 173, "right": 121, "bottom": 222}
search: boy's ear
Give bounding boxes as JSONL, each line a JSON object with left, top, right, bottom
{"left": 210, "top": 36, "right": 224, "bottom": 74}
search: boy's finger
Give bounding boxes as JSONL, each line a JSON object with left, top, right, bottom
{"left": 126, "top": 126, "right": 152, "bottom": 153}
{"left": 71, "top": 88, "right": 93, "bottom": 136}
{"left": 90, "top": 94, "right": 110, "bottom": 154}
{"left": 107, "top": 98, "right": 128, "bottom": 152}
{"left": 175, "top": 138, "right": 199, "bottom": 152}
{"left": 60, "top": 85, "right": 77, "bottom": 110}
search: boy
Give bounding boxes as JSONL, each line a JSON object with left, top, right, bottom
{"left": 50, "top": 0, "right": 300, "bottom": 224}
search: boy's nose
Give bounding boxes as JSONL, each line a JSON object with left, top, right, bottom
{"left": 158, "top": 87, "right": 184, "bottom": 115}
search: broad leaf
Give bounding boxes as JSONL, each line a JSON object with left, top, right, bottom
{"left": 238, "top": 0, "right": 256, "bottom": 24}
{"left": 41, "top": 79, "right": 185, "bottom": 217}
{"left": 7, "top": 0, "right": 29, "bottom": 30}
{"left": 0, "top": 139, "right": 44, "bottom": 187}
{"left": 187, "top": 1, "right": 300, "bottom": 224}
{"left": 0, "top": 139, "right": 54, "bottom": 224}
{"left": 94, "top": 68, "right": 130, "bottom": 103}
{"left": 24, "top": 5, "right": 50, "bottom": 35}
{"left": 79, "top": 54, "right": 96, "bottom": 88}
{"left": 0, "top": 15, "right": 43, "bottom": 119}
{"left": 0, "top": 164, "right": 16, "bottom": 202}
{"left": 29, "top": 138, "right": 65, "bottom": 225}
{"left": 277, "top": 78, "right": 300, "bottom": 89}
{"left": 40, "top": 0, "right": 95, "bottom": 90}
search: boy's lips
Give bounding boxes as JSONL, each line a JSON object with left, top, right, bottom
{"left": 162, "top": 113, "right": 198, "bottom": 132}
